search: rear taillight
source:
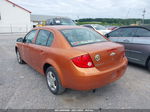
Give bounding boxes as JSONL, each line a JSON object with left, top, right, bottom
{"left": 72, "top": 54, "right": 94, "bottom": 68}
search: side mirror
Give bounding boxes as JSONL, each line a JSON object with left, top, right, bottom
{"left": 105, "top": 34, "right": 110, "bottom": 38}
{"left": 16, "top": 37, "right": 24, "bottom": 42}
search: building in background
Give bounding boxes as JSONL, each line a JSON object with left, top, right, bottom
{"left": 0, "top": 0, "right": 31, "bottom": 33}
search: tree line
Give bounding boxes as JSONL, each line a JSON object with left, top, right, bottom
{"left": 76, "top": 18, "right": 150, "bottom": 26}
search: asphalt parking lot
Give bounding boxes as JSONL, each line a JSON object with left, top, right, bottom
{"left": 0, "top": 33, "right": 150, "bottom": 109}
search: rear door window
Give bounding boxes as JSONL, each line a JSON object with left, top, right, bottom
{"left": 133, "top": 28, "right": 150, "bottom": 44}
{"left": 135, "top": 28, "right": 150, "bottom": 37}
{"left": 108, "top": 27, "right": 137, "bottom": 37}
{"left": 35, "top": 30, "right": 54, "bottom": 46}
{"left": 119, "top": 28, "right": 137, "bottom": 37}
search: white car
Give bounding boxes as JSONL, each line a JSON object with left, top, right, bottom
{"left": 83, "top": 24, "right": 111, "bottom": 35}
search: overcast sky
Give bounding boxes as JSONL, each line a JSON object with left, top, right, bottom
{"left": 11, "top": 0, "right": 150, "bottom": 19}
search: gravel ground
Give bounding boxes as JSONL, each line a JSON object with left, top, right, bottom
{"left": 0, "top": 33, "right": 150, "bottom": 109}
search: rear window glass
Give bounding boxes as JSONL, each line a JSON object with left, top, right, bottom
{"left": 54, "top": 18, "right": 75, "bottom": 25}
{"left": 60, "top": 28, "right": 107, "bottom": 47}
{"left": 135, "top": 28, "right": 150, "bottom": 37}
{"left": 109, "top": 27, "right": 137, "bottom": 37}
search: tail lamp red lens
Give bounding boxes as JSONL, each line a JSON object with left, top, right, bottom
{"left": 72, "top": 54, "right": 94, "bottom": 68}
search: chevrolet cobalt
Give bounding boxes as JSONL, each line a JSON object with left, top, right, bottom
{"left": 15, "top": 26, "right": 128, "bottom": 95}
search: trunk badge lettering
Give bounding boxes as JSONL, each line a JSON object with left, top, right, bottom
{"left": 95, "top": 54, "right": 100, "bottom": 61}
{"left": 110, "top": 52, "right": 116, "bottom": 56}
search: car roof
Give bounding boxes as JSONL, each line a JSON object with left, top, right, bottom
{"left": 119, "top": 25, "right": 150, "bottom": 31}
{"left": 35, "top": 25, "right": 86, "bottom": 30}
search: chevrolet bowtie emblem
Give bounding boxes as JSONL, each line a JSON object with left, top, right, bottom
{"left": 95, "top": 54, "right": 100, "bottom": 61}
{"left": 110, "top": 52, "right": 116, "bottom": 56}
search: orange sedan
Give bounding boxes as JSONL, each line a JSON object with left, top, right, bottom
{"left": 15, "top": 26, "right": 128, "bottom": 95}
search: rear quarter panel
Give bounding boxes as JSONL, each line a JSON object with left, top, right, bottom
{"left": 41, "top": 47, "right": 87, "bottom": 87}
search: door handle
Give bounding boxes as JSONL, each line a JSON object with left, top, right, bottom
{"left": 123, "top": 39, "right": 130, "bottom": 43}
{"left": 40, "top": 50, "right": 45, "bottom": 55}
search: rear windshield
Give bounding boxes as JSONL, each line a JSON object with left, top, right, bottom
{"left": 60, "top": 28, "right": 107, "bottom": 47}
{"left": 54, "top": 18, "right": 75, "bottom": 25}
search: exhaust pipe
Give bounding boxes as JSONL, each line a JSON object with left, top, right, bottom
{"left": 92, "top": 89, "right": 96, "bottom": 93}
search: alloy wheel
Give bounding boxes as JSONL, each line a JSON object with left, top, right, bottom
{"left": 47, "top": 71, "right": 57, "bottom": 91}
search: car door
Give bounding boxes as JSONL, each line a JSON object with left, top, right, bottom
{"left": 131, "top": 28, "right": 150, "bottom": 65}
{"left": 30, "top": 30, "right": 54, "bottom": 73}
{"left": 107, "top": 27, "right": 137, "bottom": 59}
{"left": 116, "top": 27, "right": 138, "bottom": 59}
{"left": 22, "top": 30, "right": 38, "bottom": 65}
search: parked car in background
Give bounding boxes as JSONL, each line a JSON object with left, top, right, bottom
{"left": 15, "top": 26, "right": 127, "bottom": 95}
{"left": 83, "top": 24, "right": 111, "bottom": 35}
{"left": 105, "top": 25, "right": 150, "bottom": 70}
{"left": 46, "top": 17, "right": 76, "bottom": 26}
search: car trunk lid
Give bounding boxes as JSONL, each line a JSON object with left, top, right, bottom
{"left": 74, "top": 42, "right": 125, "bottom": 70}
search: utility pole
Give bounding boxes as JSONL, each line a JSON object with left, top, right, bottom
{"left": 125, "top": 8, "right": 131, "bottom": 19}
{"left": 142, "top": 9, "right": 146, "bottom": 24}
{"left": 77, "top": 16, "right": 80, "bottom": 24}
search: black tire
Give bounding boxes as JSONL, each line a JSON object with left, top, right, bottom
{"left": 46, "top": 67, "right": 66, "bottom": 95}
{"left": 147, "top": 59, "right": 150, "bottom": 71}
{"left": 16, "top": 49, "right": 25, "bottom": 64}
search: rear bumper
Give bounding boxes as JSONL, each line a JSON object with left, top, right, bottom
{"left": 63, "top": 57, "right": 128, "bottom": 90}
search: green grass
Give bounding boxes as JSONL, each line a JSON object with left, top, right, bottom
{"left": 76, "top": 22, "right": 123, "bottom": 26}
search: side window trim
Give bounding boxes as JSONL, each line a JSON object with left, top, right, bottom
{"left": 46, "top": 32, "right": 54, "bottom": 46}
{"left": 46, "top": 32, "right": 51, "bottom": 46}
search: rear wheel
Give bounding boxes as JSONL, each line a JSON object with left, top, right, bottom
{"left": 16, "top": 49, "right": 25, "bottom": 64}
{"left": 46, "top": 67, "right": 65, "bottom": 95}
